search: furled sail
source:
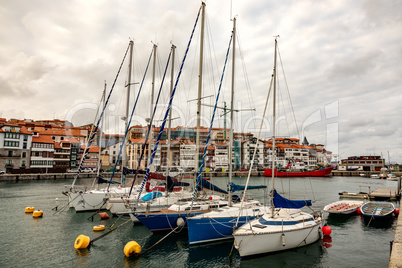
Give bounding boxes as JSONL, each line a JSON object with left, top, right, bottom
{"left": 197, "top": 178, "right": 228, "bottom": 194}
{"left": 272, "top": 189, "right": 312, "bottom": 209}
{"left": 228, "top": 182, "right": 266, "bottom": 193}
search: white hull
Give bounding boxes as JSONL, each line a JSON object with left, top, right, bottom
{"left": 233, "top": 209, "right": 321, "bottom": 257}
{"left": 108, "top": 190, "right": 193, "bottom": 215}
{"left": 69, "top": 186, "right": 132, "bottom": 212}
{"left": 323, "top": 200, "right": 363, "bottom": 215}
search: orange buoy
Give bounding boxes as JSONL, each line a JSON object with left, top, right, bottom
{"left": 74, "top": 235, "right": 91, "bottom": 249}
{"left": 25, "top": 207, "right": 35, "bottom": 213}
{"left": 93, "top": 225, "right": 105, "bottom": 232}
{"left": 32, "top": 210, "right": 43, "bottom": 218}
{"left": 98, "top": 212, "right": 110, "bottom": 220}
{"left": 124, "top": 241, "right": 141, "bottom": 257}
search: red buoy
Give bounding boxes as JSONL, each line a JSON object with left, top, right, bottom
{"left": 394, "top": 209, "right": 400, "bottom": 216}
{"left": 322, "top": 225, "right": 332, "bottom": 236}
{"left": 357, "top": 207, "right": 362, "bottom": 215}
{"left": 98, "top": 212, "right": 110, "bottom": 220}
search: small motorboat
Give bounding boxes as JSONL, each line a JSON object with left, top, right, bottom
{"left": 360, "top": 201, "right": 395, "bottom": 218}
{"left": 323, "top": 200, "right": 364, "bottom": 215}
{"left": 387, "top": 174, "right": 399, "bottom": 181}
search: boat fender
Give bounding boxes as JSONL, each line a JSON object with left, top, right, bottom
{"left": 177, "top": 217, "right": 185, "bottom": 228}
{"left": 357, "top": 207, "right": 362, "bottom": 215}
{"left": 124, "top": 241, "right": 141, "bottom": 257}
{"left": 98, "top": 212, "right": 110, "bottom": 220}
{"left": 394, "top": 209, "right": 400, "bottom": 216}
{"left": 32, "top": 210, "right": 43, "bottom": 218}
{"left": 74, "top": 235, "right": 91, "bottom": 249}
{"left": 25, "top": 207, "right": 35, "bottom": 213}
{"left": 281, "top": 233, "right": 285, "bottom": 247}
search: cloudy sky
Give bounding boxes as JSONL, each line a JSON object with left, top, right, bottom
{"left": 1, "top": 0, "right": 401, "bottom": 163}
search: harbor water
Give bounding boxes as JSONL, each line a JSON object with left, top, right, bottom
{"left": 0, "top": 176, "right": 398, "bottom": 267}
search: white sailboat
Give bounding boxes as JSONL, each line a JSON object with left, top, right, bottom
{"left": 68, "top": 41, "right": 136, "bottom": 212}
{"left": 233, "top": 37, "right": 322, "bottom": 257}
{"left": 187, "top": 17, "right": 270, "bottom": 245}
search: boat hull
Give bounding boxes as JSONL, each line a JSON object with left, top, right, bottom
{"left": 233, "top": 209, "right": 322, "bottom": 257}
{"left": 361, "top": 202, "right": 395, "bottom": 218}
{"left": 135, "top": 211, "right": 204, "bottom": 232}
{"left": 264, "top": 167, "right": 333, "bottom": 177}
{"left": 69, "top": 191, "right": 109, "bottom": 212}
{"left": 323, "top": 200, "right": 363, "bottom": 215}
{"left": 234, "top": 223, "right": 321, "bottom": 257}
{"left": 187, "top": 203, "right": 270, "bottom": 245}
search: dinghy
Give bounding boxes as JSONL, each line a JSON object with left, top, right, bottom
{"left": 323, "top": 200, "right": 363, "bottom": 215}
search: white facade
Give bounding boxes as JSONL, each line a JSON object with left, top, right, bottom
{"left": 214, "top": 144, "right": 228, "bottom": 170}
{"left": 180, "top": 144, "right": 196, "bottom": 170}
{"left": 242, "top": 138, "right": 265, "bottom": 169}
{"left": 0, "top": 125, "right": 32, "bottom": 171}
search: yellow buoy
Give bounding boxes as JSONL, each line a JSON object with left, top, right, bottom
{"left": 74, "top": 235, "right": 91, "bottom": 249}
{"left": 93, "top": 225, "right": 105, "bottom": 232}
{"left": 124, "top": 241, "right": 141, "bottom": 257}
{"left": 32, "top": 210, "right": 43, "bottom": 218}
{"left": 25, "top": 207, "right": 35, "bottom": 213}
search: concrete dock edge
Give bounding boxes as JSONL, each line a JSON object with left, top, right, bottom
{"left": 389, "top": 202, "right": 402, "bottom": 267}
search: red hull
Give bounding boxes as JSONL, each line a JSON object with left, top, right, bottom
{"left": 264, "top": 167, "right": 334, "bottom": 177}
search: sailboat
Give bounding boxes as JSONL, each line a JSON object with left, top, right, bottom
{"left": 69, "top": 40, "right": 151, "bottom": 212}
{"left": 187, "top": 17, "right": 270, "bottom": 245}
{"left": 233, "top": 37, "right": 322, "bottom": 257}
{"left": 133, "top": 3, "right": 232, "bottom": 232}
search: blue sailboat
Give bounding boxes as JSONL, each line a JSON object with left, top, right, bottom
{"left": 187, "top": 17, "right": 270, "bottom": 245}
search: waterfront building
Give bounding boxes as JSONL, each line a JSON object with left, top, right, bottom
{"left": 30, "top": 135, "right": 54, "bottom": 172}
{"left": 53, "top": 141, "right": 71, "bottom": 171}
{"left": 339, "top": 156, "right": 385, "bottom": 171}
{"left": 242, "top": 137, "right": 265, "bottom": 170}
{"left": 205, "top": 145, "right": 215, "bottom": 171}
{"left": 0, "top": 124, "right": 32, "bottom": 173}
{"left": 214, "top": 142, "right": 229, "bottom": 171}
{"left": 179, "top": 138, "right": 196, "bottom": 171}
{"left": 79, "top": 145, "right": 99, "bottom": 171}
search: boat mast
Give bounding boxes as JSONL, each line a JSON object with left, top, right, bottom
{"left": 166, "top": 44, "right": 176, "bottom": 196}
{"left": 270, "top": 37, "right": 278, "bottom": 216}
{"left": 195, "top": 2, "right": 205, "bottom": 177}
{"left": 148, "top": 44, "right": 157, "bottom": 171}
{"left": 95, "top": 81, "right": 107, "bottom": 187}
{"left": 122, "top": 40, "right": 134, "bottom": 184}
{"left": 228, "top": 17, "right": 236, "bottom": 207}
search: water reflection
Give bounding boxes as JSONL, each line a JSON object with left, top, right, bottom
{"left": 239, "top": 241, "right": 325, "bottom": 268}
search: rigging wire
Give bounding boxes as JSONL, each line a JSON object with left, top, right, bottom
{"left": 71, "top": 42, "right": 131, "bottom": 188}
{"left": 107, "top": 48, "right": 154, "bottom": 190}
{"left": 135, "top": 4, "right": 203, "bottom": 199}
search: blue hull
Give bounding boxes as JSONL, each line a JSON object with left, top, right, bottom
{"left": 135, "top": 212, "right": 204, "bottom": 232}
{"left": 187, "top": 216, "right": 254, "bottom": 245}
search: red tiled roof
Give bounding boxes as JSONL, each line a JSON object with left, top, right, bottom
{"left": 32, "top": 135, "right": 54, "bottom": 144}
